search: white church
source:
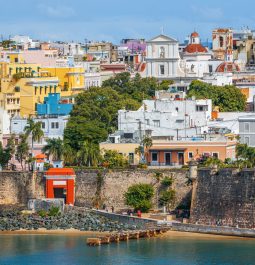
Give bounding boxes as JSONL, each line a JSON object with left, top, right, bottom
{"left": 145, "top": 34, "right": 180, "bottom": 79}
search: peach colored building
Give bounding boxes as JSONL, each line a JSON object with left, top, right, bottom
{"left": 147, "top": 136, "right": 237, "bottom": 166}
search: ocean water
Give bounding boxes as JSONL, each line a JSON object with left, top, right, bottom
{"left": 0, "top": 234, "right": 255, "bottom": 265}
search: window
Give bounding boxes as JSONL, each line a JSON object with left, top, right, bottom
{"left": 196, "top": 105, "right": 208, "bottom": 112}
{"left": 212, "top": 152, "right": 219, "bottom": 159}
{"left": 244, "top": 136, "right": 250, "bottom": 145}
{"left": 153, "top": 120, "right": 160, "bottom": 127}
{"left": 209, "top": 65, "right": 213, "bottom": 73}
{"left": 244, "top": 122, "right": 250, "bottom": 132}
{"left": 219, "top": 36, "right": 224, "bottom": 48}
{"left": 188, "top": 152, "right": 193, "bottom": 159}
{"left": 176, "top": 107, "right": 179, "bottom": 112}
{"left": 41, "top": 122, "right": 45, "bottom": 129}
{"left": 128, "top": 153, "right": 134, "bottom": 164}
{"left": 160, "top": 65, "right": 165, "bottom": 75}
{"left": 146, "top": 119, "right": 150, "bottom": 125}
{"left": 51, "top": 122, "right": 59, "bottom": 129}
{"left": 152, "top": 152, "right": 158, "bottom": 162}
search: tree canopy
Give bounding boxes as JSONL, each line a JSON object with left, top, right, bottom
{"left": 64, "top": 86, "right": 140, "bottom": 150}
{"left": 65, "top": 73, "right": 173, "bottom": 152}
{"left": 187, "top": 80, "right": 246, "bottom": 112}
{"left": 124, "top": 183, "right": 154, "bottom": 212}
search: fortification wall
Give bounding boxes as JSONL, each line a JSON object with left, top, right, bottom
{"left": 0, "top": 169, "right": 190, "bottom": 211}
{"left": 190, "top": 168, "right": 255, "bottom": 229}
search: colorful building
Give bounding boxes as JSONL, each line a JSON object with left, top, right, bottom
{"left": 45, "top": 168, "right": 76, "bottom": 205}
{"left": 37, "top": 93, "right": 73, "bottom": 116}
{"left": 0, "top": 61, "right": 60, "bottom": 116}
{"left": 147, "top": 136, "right": 237, "bottom": 167}
{"left": 41, "top": 67, "right": 85, "bottom": 97}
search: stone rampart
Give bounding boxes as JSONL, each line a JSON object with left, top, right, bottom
{"left": 0, "top": 169, "right": 190, "bottom": 211}
{"left": 190, "top": 168, "right": 255, "bottom": 229}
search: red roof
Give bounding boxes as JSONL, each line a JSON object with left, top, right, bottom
{"left": 184, "top": 44, "right": 207, "bottom": 53}
{"left": 216, "top": 62, "right": 240, "bottom": 73}
{"left": 191, "top": 32, "right": 199, "bottom": 38}
{"left": 45, "top": 168, "right": 76, "bottom": 176}
{"left": 35, "top": 154, "right": 46, "bottom": 159}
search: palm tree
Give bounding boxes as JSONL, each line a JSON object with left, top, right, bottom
{"left": 16, "top": 134, "right": 29, "bottom": 171}
{"left": 153, "top": 172, "right": 163, "bottom": 209}
{"left": 63, "top": 144, "right": 75, "bottom": 165}
{"left": 24, "top": 118, "right": 44, "bottom": 156}
{"left": 142, "top": 136, "right": 153, "bottom": 163}
{"left": 42, "top": 138, "right": 64, "bottom": 161}
{"left": 77, "top": 141, "right": 100, "bottom": 167}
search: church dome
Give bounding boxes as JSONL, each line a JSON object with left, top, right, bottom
{"left": 191, "top": 31, "right": 199, "bottom": 38}
{"left": 184, "top": 44, "right": 207, "bottom": 53}
{"left": 216, "top": 62, "right": 240, "bottom": 73}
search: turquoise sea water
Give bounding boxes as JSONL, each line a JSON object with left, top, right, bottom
{"left": 0, "top": 234, "right": 255, "bottom": 265}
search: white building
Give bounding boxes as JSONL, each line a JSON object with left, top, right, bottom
{"left": 202, "top": 73, "right": 233, "bottom": 86}
{"left": 0, "top": 107, "right": 10, "bottom": 142}
{"left": 118, "top": 94, "right": 212, "bottom": 140}
{"left": 179, "top": 32, "right": 223, "bottom": 78}
{"left": 146, "top": 34, "right": 180, "bottom": 79}
{"left": 9, "top": 115, "right": 69, "bottom": 155}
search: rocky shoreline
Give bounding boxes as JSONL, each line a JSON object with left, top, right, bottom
{"left": 0, "top": 205, "right": 141, "bottom": 232}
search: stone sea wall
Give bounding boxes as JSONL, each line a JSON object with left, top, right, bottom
{"left": 0, "top": 169, "right": 190, "bottom": 211}
{"left": 172, "top": 223, "right": 255, "bottom": 238}
{"left": 190, "top": 168, "right": 255, "bottom": 229}
{"left": 75, "top": 169, "right": 191, "bottom": 210}
{"left": 0, "top": 171, "right": 45, "bottom": 205}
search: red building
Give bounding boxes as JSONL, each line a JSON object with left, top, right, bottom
{"left": 45, "top": 168, "right": 76, "bottom": 205}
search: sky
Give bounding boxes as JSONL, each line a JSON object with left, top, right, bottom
{"left": 0, "top": 0, "right": 255, "bottom": 43}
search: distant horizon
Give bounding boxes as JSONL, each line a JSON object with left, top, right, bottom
{"left": 0, "top": 0, "right": 254, "bottom": 43}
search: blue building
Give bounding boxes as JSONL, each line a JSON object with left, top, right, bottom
{"left": 37, "top": 93, "right": 73, "bottom": 116}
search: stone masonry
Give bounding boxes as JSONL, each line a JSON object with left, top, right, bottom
{"left": 190, "top": 168, "right": 255, "bottom": 229}
{"left": 0, "top": 169, "right": 190, "bottom": 211}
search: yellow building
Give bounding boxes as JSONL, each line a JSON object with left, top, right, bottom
{"left": 41, "top": 67, "right": 85, "bottom": 97}
{"left": 100, "top": 142, "right": 140, "bottom": 165}
{"left": 0, "top": 62, "right": 60, "bottom": 116}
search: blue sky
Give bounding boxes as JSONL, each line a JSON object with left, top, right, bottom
{"left": 0, "top": 0, "right": 255, "bottom": 43}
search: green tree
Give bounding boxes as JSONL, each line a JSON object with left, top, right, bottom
{"left": 125, "top": 183, "right": 154, "bottom": 212}
{"left": 0, "top": 142, "right": 12, "bottom": 169}
{"left": 187, "top": 80, "right": 246, "bottom": 112}
{"left": 77, "top": 141, "right": 101, "bottom": 167}
{"left": 158, "top": 80, "right": 174, "bottom": 90}
{"left": 142, "top": 136, "right": 153, "bottom": 162}
{"left": 64, "top": 87, "right": 139, "bottom": 150}
{"left": 24, "top": 118, "right": 44, "bottom": 155}
{"left": 5, "top": 134, "right": 16, "bottom": 157}
{"left": 159, "top": 190, "right": 176, "bottom": 211}
{"left": 42, "top": 138, "right": 64, "bottom": 161}
{"left": 102, "top": 150, "right": 128, "bottom": 168}
{"left": 16, "top": 134, "right": 29, "bottom": 170}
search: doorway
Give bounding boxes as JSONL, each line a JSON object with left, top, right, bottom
{"left": 54, "top": 188, "right": 66, "bottom": 203}
{"left": 165, "top": 152, "right": 171, "bottom": 166}
{"left": 178, "top": 152, "right": 184, "bottom": 165}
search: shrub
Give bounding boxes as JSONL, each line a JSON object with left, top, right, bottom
{"left": 125, "top": 184, "right": 154, "bottom": 212}
{"left": 38, "top": 209, "right": 47, "bottom": 218}
{"left": 159, "top": 190, "right": 176, "bottom": 208}
{"left": 161, "top": 177, "right": 174, "bottom": 187}
{"left": 48, "top": 206, "right": 60, "bottom": 217}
